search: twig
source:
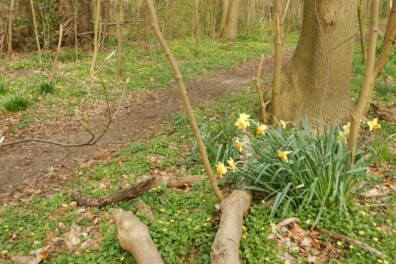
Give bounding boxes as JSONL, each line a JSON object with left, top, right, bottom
{"left": 322, "top": 229, "right": 390, "bottom": 259}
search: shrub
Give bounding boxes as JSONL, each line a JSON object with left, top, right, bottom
{"left": 215, "top": 115, "right": 375, "bottom": 223}
{"left": 3, "top": 94, "right": 30, "bottom": 112}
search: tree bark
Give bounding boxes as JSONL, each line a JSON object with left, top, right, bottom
{"left": 29, "top": 0, "right": 42, "bottom": 63}
{"left": 110, "top": 208, "right": 164, "bottom": 264}
{"left": 270, "top": 0, "right": 283, "bottom": 125}
{"left": 211, "top": 190, "right": 252, "bottom": 264}
{"left": 220, "top": 0, "right": 241, "bottom": 40}
{"left": 116, "top": 0, "right": 123, "bottom": 77}
{"left": 278, "top": 0, "right": 357, "bottom": 126}
{"left": 7, "top": 0, "right": 15, "bottom": 60}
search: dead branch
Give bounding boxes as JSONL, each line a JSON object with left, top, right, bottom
{"left": 211, "top": 190, "right": 252, "bottom": 264}
{"left": 138, "top": 175, "right": 206, "bottom": 188}
{"left": 110, "top": 208, "right": 164, "bottom": 264}
{"left": 73, "top": 178, "right": 155, "bottom": 207}
{"left": 271, "top": 217, "right": 300, "bottom": 234}
{"left": 322, "top": 230, "right": 390, "bottom": 259}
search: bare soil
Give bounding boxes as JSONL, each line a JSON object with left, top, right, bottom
{"left": 0, "top": 52, "right": 292, "bottom": 199}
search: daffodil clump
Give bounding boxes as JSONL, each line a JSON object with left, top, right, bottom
{"left": 212, "top": 114, "right": 375, "bottom": 223}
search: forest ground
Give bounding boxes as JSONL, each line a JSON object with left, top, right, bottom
{"left": 0, "top": 51, "right": 292, "bottom": 199}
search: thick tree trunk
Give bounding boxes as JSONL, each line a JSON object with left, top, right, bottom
{"left": 59, "top": 0, "right": 92, "bottom": 46}
{"left": 278, "top": 0, "right": 357, "bottom": 125}
{"left": 220, "top": 0, "right": 241, "bottom": 40}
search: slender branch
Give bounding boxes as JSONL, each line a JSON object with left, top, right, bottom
{"left": 255, "top": 55, "right": 269, "bottom": 123}
{"left": 348, "top": 0, "right": 380, "bottom": 166}
{"left": 144, "top": 0, "right": 223, "bottom": 202}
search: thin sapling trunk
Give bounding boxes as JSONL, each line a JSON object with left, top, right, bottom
{"left": 145, "top": 0, "right": 223, "bottom": 202}
{"left": 270, "top": 0, "right": 282, "bottom": 125}
{"left": 348, "top": 0, "right": 380, "bottom": 165}
{"left": 29, "top": 0, "right": 42, "bottom": 63}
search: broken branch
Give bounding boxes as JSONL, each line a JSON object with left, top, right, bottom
{"left": 73, "top": 178, "right": 155, "bottom": 207}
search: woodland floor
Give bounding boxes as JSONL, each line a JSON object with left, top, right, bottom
{"left": 0, "top": 51, "right": 292, "bottom": 199}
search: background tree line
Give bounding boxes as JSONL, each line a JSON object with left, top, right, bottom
{"left": 0, "top": 0, "right": 308, "bottom": 52}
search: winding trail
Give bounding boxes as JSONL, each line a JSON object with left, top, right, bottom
{"left": 0, "top": 52, "right": 292, "bottom": 199}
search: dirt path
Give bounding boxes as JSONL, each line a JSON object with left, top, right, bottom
{"left": 0, "top": 52, "right": 292, "bottom": 199}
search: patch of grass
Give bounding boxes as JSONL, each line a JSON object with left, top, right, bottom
{"left": 3, "top": 94, "right": 30, "bottom": 112}
{"left": 38, "top": 81, "right": 56, "bottom": 96}
{"left": 0, "top": 80, "right": 8, "bottom": 95}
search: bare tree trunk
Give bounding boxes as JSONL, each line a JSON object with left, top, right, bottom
{"left": 270, "top": 0, "right": 282, "bottom": 125}
{"left": 211, "top": 190, "right": 252, "bottom": 263}
{"left": 79, "top": 0, "right": 92, "bottom": 46}
{"left": 74, "top": 0, "right": 78, "bottom": 61}
{"left": 90, "top": 0, "right": 101, "bottom": 75}
{"left": 29, "top": 0, "right": 42, "bottom": 63}
{"left": 358, "top": 0, "right": 367, "bottom": 63}
{"left": 277, "top": 0, "right": 357, "bottom": 126}
{"left": 348, "top": 0, "right": 379, "bottom": 165}
{"left": 220, "top": 0, "right": 241, "bottom": 40}
{"left": 116, "top": 0, "right": 123, "bottom": 77}
{"left": 7, "top": 0, "right": 15, "bottom": 60}
{"left": 193, "top": 0, "right": 200, "bottom": 52}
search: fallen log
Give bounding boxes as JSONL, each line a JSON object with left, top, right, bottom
{"left": 155, "top": 175, "right": 206, "bottom": 188}
{"left": 109, "top": 208, "right": 164, "bottom": 264}
{"left": 211, "top": 190, "right": 252, "bottom": 264}
{"left": 73, "top": 178, "right": 155, "bottom": 207}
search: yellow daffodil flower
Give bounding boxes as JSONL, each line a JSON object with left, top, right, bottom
{"left": 367, "top": 118, "right": 381, "bottom": 131}
{"left": 373, "top": 237, "right": 378, "bottom": 242}
{"left": 235, "top": 138, "right": 243, "bottom": 152}
{"left": 337, "top": 131, "right": 345, "bottom": 143}
{"left": 343, "top": 122, "right": 351, "bottom": 135}
{"left": 227, "top": 158, "right": 236, "bottom": 171}
{"left": 278, "top": 150, "right": 292, "bottom": 163}
{"left": 216, "top": 161, "right": 227, "bottom": 176}
{"left": 256, "top": 124, "right": 268, "bottom": 135}
{"left": 278, "top": 120, "right": 287, "bottom": 129}
{"left": 235, "top": 113, "right": 251, "bottom": 130}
